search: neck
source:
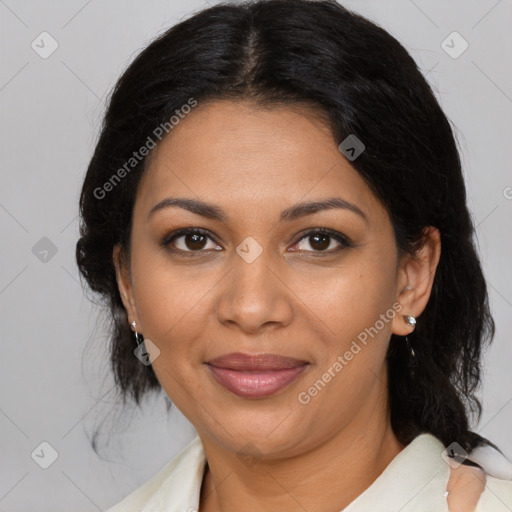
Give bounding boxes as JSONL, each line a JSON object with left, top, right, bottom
{"left": 199, "top": 371, "right": 406, "bottom": 512}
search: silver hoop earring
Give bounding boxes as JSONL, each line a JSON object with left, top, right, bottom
{"left": 130, "top": 320, "right": 144, "bottom": 347}
{"left": 402, "top": 315, "right": 417, "bottom": 361}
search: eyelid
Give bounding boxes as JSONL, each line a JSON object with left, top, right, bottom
{"left": 292, "top": 227, "right": 353, "bottom": 248}
{"left": 161, "top": 227, "right": 353, "bottom": 254}
{"left": 160, "top": 227, "right": 221, "bottom": 252}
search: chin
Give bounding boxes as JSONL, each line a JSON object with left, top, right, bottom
{"left": 201, "top": 404, "right": 311, "bottom": 456}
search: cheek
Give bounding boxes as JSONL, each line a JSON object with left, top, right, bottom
{"left": 128, "top": 253, "right": 213, "bottom": 381}
{"left": 129, "top": 256, "right": 206, "bottom": 408}
{"left": 309, "top": 255, "right": 397, "bottom": 344}
{"left": 298, "top": 257, "right": 398, "bottom": 413}
{"left": 130, "top": 245, "right": 212, "bottom": 330}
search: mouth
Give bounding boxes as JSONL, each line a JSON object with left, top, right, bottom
{"left": 205, "top": 352, "right": 310, "bottom": 399}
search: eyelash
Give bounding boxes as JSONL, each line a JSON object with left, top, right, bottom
{"left": 160, "top": 227, "right": 353, "bottom": 257}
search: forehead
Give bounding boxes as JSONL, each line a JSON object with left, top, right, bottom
{"left": 136, "top": 100, "right": 382, "bottom": 222}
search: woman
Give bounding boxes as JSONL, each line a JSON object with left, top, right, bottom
{"left": 75, "top": 1, "right": 512, "bottom": 510}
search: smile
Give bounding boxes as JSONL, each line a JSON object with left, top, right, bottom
{"left": 205, "top": 352, "right": 310, "bottom": 399}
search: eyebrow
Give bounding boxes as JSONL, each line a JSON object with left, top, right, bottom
{"left": 147, "top": 196, "right": 368, "bottom": 223}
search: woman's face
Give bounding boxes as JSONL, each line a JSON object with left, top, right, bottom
{"left": 115, "top": 100, "right": 417, "bottom": 458}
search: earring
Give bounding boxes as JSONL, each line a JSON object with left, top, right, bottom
{"left": 405, "top": 336, "right": 416, "bottom": 358}
{"left": 130, "top": 320, "right": 144, "bottom": 347}
{"left": 403, "top": 315, "right": 416, "bottom": 328}
{"left": 403, "top": 315, "right": 417, "bottom": 360}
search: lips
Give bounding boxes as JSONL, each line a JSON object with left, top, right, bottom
{"left": 205, "top": 352, "right": 309, "bottom": 399}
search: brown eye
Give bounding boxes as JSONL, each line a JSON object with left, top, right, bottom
{"left": 183, "top": 233, "right": 208, "bottom": 250}
{"left": 162, "top": 228, "right": 222, "bottom": 253}
{"left": 308, "top": 233, "right": 331, "bottom": 251}
{"left": 289, "top": 228, "right": 353, "bottom": 254}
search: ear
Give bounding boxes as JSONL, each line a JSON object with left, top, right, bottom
{"left": 391, "top": 226, "right": 441, "bottom": 336}
{"left": 112, "top": 244, "right": 138, "bottom": 325}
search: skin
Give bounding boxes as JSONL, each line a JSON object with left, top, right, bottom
{"left": 446, "top": 465, "right": 486, "bottom": 512}
{"left": 113, "top": 99, "right": 442, "bottom": 512}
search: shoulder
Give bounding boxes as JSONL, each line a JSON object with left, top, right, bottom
{"left": 104, "top": 436, "right": 205, "bottom": 512}
{"left": 476, "top": 475, "right": 512, "bottom": 512}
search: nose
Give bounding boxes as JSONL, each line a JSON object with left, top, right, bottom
{"left": 215, "top": 244, "right": 294, "bottom": 335}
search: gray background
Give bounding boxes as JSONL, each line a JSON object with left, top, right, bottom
{"left": 0, "top": 0, "right": 511, "bottom": 510}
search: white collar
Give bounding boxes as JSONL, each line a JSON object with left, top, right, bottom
{"left": 342, "top": 432, "right": 450, "bottom": 511}
{"left": 129, "top": 432, "right": 511, "bottom": 512}
{"left": 140, "top": 435, "right": 206, "bottom": 512}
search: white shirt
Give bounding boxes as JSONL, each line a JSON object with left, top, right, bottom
{"left": 105, "top": 433, "right": 512, "bottom": 511}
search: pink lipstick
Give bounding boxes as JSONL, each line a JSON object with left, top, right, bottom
{"left": 205, "top": 352, "right": 309, "bottom": 399}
